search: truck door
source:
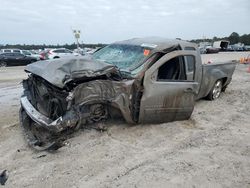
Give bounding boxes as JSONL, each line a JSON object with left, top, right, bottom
{"left": 139, "top": 51, "right": 199, "bottom": 123}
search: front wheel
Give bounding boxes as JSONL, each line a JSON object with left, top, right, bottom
{"left": 0, "top": 61, "right": 7, "bottom": 67}
{"left": 207, "top": 80, "right": 223, "bottom": 100}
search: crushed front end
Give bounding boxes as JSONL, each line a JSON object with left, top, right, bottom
{"left": 19, "top": 58, "right": 138, "bottom": 150}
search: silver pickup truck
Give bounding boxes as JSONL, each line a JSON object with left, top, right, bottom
{"left": 20, "top": 37, "right": 236, "bottom": 150}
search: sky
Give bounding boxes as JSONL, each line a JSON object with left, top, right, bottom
{"left": 0, "top": 0, "right": 249, "bottom": 44}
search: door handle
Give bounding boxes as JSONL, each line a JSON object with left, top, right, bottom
{"left": 184, "top": 88, "right": 194, "bottom": 93}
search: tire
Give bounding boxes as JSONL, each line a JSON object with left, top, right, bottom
{"left": 207, "top": 79, "right": 223, "bottom": 100}
{"left": 0, "top": 61, "right": 7, "bottom": 67}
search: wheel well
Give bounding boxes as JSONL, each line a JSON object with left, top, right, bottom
{"left": 221, "top": 77, "right": 228, "bottom": 86}
{"left": 53, "top": 56, "right": 60, "bottom": 59}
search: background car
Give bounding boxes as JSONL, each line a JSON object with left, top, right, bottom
{"left": 0, "top": 52, "right": 37, "bottom": 67}
{"left": 39, "top": 49, "right": 50, "bottom": 60}
{"left": 205, "top": 46, "right": 220, "bottom": 54}
{"left": 198, "top": 46, "right": 207, "bottom": 54}
{"left": 20, "top": 50, "right": 42, "bottom": 60}
{"left": 47, "top": 48, "right": 78, "bottom": 59}
{"left": 0, "top": 49, "right": 21, "bottom": 53}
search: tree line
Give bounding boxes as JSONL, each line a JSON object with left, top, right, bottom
{"left": 190, "top": 32, "right": 250, "bottom": 45}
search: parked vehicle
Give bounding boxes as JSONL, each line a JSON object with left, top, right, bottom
{"left": 0, "top": 49, "right": 21, "bottom": 53}
{"left": 0, "top": 52, "right": 37, "bottom": 67}
{"left": 244, "top": 45, "right": 250, "bottom": 51}
{"left": 213, "top": 40, "right": 229, "bottom": 51}
{"left": 205, "top": 46, "right": 220, "bottom": 54}
{"left": 39, "top": 49, "right": 50, "bottom": 60}
{"left": 226, "top": 45, "right": 235, "bottom": 52}
{"left": 20, "top": 50, "right": 42, "bottom": 60}
{"left": 47, "top": 48, "right": 78, "bottom": 59}
{"left": 198, "top": 46, "right": 207, "bottom": 54}
{"left": 19, "top": 37, "right": 236, "bottom": 150}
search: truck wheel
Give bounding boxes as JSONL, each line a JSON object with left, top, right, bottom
{"left": 207, "top": 80, "right": 222, "bottom": 100}
{"left": 0, "top": 61, "right": 7, "bottom": 67}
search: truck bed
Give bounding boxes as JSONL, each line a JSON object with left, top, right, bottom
{"left": 197, "top": 61, "right": 236, "bottom": 99}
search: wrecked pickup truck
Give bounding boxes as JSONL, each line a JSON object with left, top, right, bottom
{"left": 19, "top": 37, "right": 236, "bottom": 150}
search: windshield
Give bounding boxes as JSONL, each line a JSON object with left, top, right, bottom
{"left": 92, "top": 44, "right": 151, "bottom": 71}
{"left": 23, "top": 51, "right": 31, "bottom": 55}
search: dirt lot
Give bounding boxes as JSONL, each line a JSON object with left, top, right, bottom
{"left": 0, "top": 52, "right": 250, "bottom": 188}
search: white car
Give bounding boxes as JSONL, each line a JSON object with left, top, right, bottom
{"left": 47, "top": 48, "right": 78, "bottom": 59}
{"left": 20, "top": 50, "right": 41, "bottom": 60}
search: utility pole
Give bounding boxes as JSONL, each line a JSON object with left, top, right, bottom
{"left": 71, "top": 28, "right": 81, "bottom": 53}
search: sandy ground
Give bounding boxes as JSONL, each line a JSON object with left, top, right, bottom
{"left": 0, "top": 52, "right": 250, "bottom": 188}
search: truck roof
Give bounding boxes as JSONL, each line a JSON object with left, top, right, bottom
{"left": 114, "top": 37, "right": 197, "bottom": 51}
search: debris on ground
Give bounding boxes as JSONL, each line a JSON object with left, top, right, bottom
{"left": 0, "top": 170, "right": 8, "bottom": 185}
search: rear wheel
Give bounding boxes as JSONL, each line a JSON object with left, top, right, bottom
{"left": 207, "top": 80, "right": 223, "bottom": 100}
{"left": 0, "top": 61, "right": 7, "bottom": 67}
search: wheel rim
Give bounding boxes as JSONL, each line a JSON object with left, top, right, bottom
{"left": 0, "top": 61, "right": 7, "bottom": 67}
{"left": 212, "top": 80, "right": 222, "bottom": 99}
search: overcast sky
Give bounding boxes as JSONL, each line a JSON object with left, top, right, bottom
{"left": 0, "top": 0, "right": 249, "bottom": 44}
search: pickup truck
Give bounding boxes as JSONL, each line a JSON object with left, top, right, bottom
{"left": 19, "top": 37, "right": 236, "bottom": 150}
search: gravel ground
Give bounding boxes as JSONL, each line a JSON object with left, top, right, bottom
{"left": 0, "top": 52, "right": 250, "bottom": 188}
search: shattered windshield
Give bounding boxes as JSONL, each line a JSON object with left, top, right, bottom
{"left": 92, "top": 44, "right": 150, "bottom": 71}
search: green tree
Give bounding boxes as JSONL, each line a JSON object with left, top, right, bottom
{"left": 239, "top": 34, "right": 250, "bottom": 45}
{"left": 228, "top": 32, "right": 240, "bottom": 44}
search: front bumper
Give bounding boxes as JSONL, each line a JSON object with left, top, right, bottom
{"left": 20, "top": 96, "right": 77, "bottom": 133}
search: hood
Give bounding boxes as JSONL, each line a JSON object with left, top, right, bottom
{"left": 25, "top": 57, "right": 121, "bottom": 89}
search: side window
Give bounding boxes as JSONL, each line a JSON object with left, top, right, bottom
{"left": 13, "top": 53, "right": 21, "bottom": 57}
{"left": 65, "top": 49, "right": 72, "bottom": 53}
{"left": 185, "top": 56, "right": 195, "bottom": 81}
{"left": 184, "top": 47, "right": 196, "bottom": 51}
{"left": 6, "top": 53, "right": 14, "bottom": 56}
{"left": 157, "top": 56, "right": 186, "bottom": 81}
{"left": 157, "top": 55, "right": 195, "bottom": 82}
{"left": 53, "top": 49, "right": 63, "bottom": 53}
{"left": 13, "top": 50, "right": 21, "bottom": 53}
{"left": 60, "top": 49, "right": 66, "bottom": 53}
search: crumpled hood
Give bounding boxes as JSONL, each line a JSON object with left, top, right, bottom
{"left": 25, "top": 57, "right": 120, "bottom": 89}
